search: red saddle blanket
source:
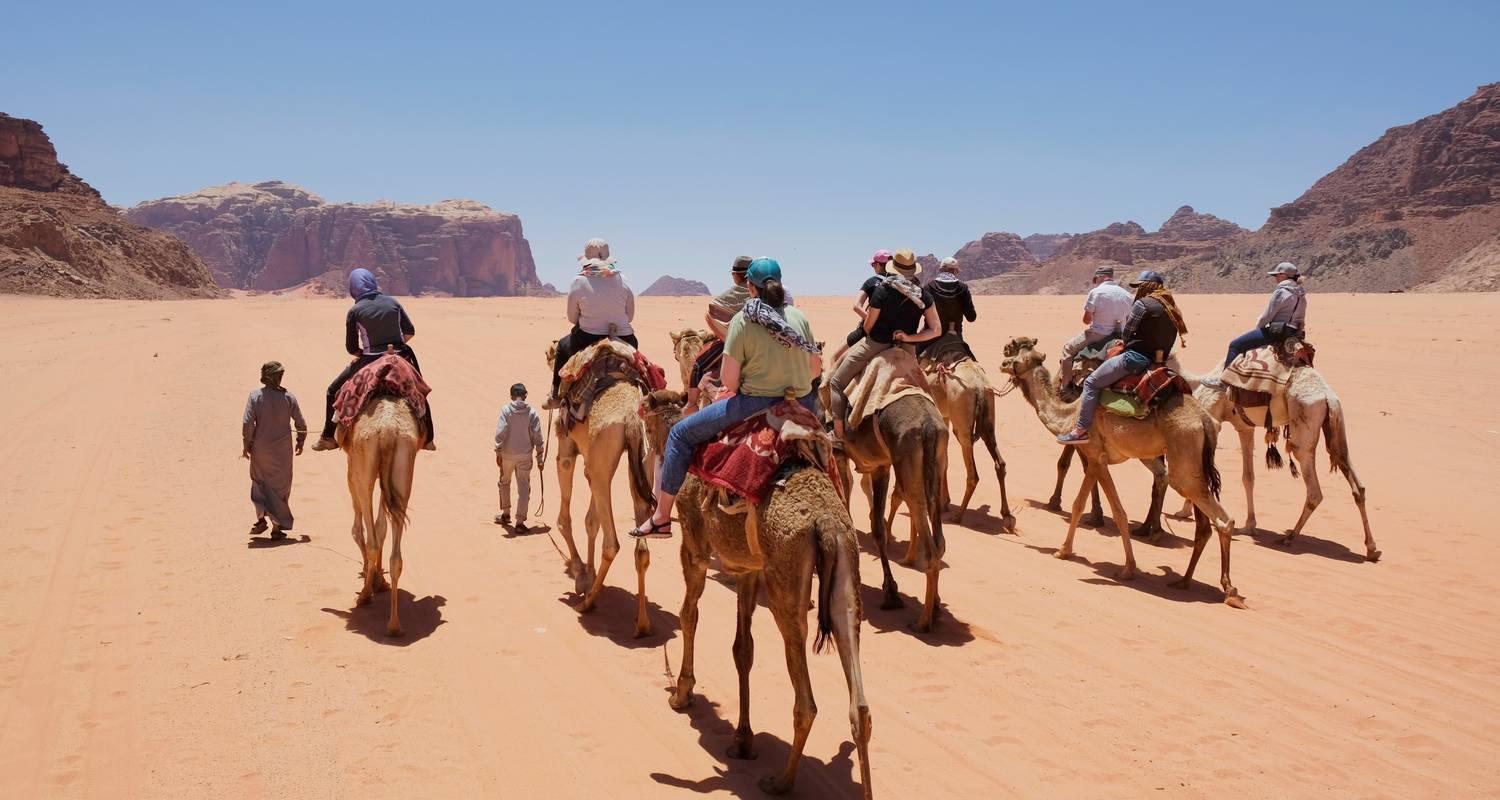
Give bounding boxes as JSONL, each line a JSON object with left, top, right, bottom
{"left": 333, "top": 353, "right": 430, "bottom": 426}
{"left": 689, "top": 400, "right": 843, "bottom": 506}
{"left": 1110, "top": 366, "right": 1190, "bottom": 407}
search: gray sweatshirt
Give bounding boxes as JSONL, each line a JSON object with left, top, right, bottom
{"left": 1257, "top": 280, "right": 1307, "bottom": 330}
{"left": 494, "top": 400, "right": 544, "bottom": 456}
{"left": 567, "top": 273, "right": 636, "bottom": 336}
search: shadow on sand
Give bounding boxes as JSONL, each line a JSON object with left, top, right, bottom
{"left": 650, "top": 694, "right": 863, "bottom": 799}
{"left": 322, "top": 591, "right": 447, "bottom": 645}
{"left": 1246, "top": 526, "right": 1369, "bottom": 564}
{"left": 500, "top": 522, "right": 552, "bottom": 540}
{"left": 246, "top": 533, "right": 311, "bottom": 549}
{"left": 857, "top": 581, "right": 976, "bottom": 647}
{"left": 558, "top": 585, "right": 679, "bottom": 649}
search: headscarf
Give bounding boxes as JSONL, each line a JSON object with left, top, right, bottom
{"left": 880, "top": 273, "right": 925, "bottom": 305}
{"left": 1135, "top": 281, "right": 1190, "bottom": 339}
{"left": 741, "top": 298, "right": 820, "bottom": 354}
{"left": 578, "top": 237, "right": 618, "bottom": 277}
{"left": 348, "top": 268, "right": 379, "bottom": 300}
{"left": 260, "top": 361, "right": 285, "bottom": 391}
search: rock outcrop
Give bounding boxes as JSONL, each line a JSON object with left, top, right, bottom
{"left": 0, "top": 113, "right": 220, "bottom": 299}
{"left": 640, "top": 275, "right": 711, "bottom": 296}
{"left": 127, "top": 181, "right": 546, "bottom": 296}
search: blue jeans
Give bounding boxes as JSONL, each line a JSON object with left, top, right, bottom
{"left": 659, "top": 391, "right": 818, "bottom": 495}
{"left": 1076, "top": 351, "right": 1151, "bottom": 431}
{"left": 1223, "top": 328, "right": 1275, "bottom": 369}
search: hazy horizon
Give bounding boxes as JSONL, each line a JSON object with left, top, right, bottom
{"left": 8, "top": 1, "right": 1498, "bottom": 293}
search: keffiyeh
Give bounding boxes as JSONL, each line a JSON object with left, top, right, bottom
{"left": 742, "top": 298, "right": 820, "bottom": 354}
{"left": 882, "top": 274, "right": 925, "bottom": 305}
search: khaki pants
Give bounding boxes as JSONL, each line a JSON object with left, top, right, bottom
{"left": 497, "top": 454, "right": 534, "bottom": 521}
{"left": 1058, "top": 329, "right": 1115, "bottom": 386}
{"left": 828, "top": 339, "right": 913, "bottom": 424}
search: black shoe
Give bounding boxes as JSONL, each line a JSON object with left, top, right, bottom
{"left": 495, "top": 513, "right": 511, "bottom": 526}
{"left": 515, "top": 522, "right": 530, "bottom": 534}
{"left": 250, "top": 519, "right": 269, "bottom": 536}
{"left": 270, "top": 526, "right": 289, "bottom": 541}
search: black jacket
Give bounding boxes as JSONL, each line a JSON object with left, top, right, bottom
{"left": 346, "top": 292, "right": 415, "bottom": 355}
{"left": 927, "top": 278, "right": 976, "bottom": 337}
{"left": 1123, "top": 296, "right": 1176, "bottom": 360}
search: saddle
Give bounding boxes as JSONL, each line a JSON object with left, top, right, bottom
{"left": 558, "top": 340, "right": 667, "bottom": 430}
{"left": 845, "top": 347, "right": 934, "bottom": 431}
{"left": 918, "top": 332, "right": 975, "bottom": 368}
{"left": 1100, "top": 365, "right": 1191, "bottom": 419}
{"left": 1065, "top": 335, "right": 1123, "bottom": 388}
{"left": 687, "top": 398, "right": 843, "bottom": 508}
{"left": 333, "top": 351, "right": 431, "bottom": 428}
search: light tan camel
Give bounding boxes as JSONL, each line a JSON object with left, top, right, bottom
{"left": 669, "top": 328, "right": 714, "bottom": 406}
{"left": 999, "top": 337, "right": 1246, "bottom": 607}
{"left": 1173, "top": 362, "right": 1380, "bottom": 561}
{"left": 545, "top": 341, "right": 657, "bottom": 637}
{"left": 640, "top": 390, "right": 873, "bottom": 799}
{"left": 887, "top": 356, "right": 1014, "bottom": 529}
{"left": 339, "top": 395, "right": 422, "bottom": 636}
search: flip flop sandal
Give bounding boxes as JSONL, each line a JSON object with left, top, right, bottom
{"left": 629, "top": 518, "right": 673, "bottom": 540}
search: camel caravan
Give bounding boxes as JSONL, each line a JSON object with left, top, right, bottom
{"left": 287, "top": 244, "right": 1378, "bottom": 799}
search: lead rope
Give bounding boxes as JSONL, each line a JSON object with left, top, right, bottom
{"left": 535, "top": 405, "right": 553, "bottom": 518}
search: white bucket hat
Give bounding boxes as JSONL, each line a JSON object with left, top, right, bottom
{"left": 578, "top": 237, "right": 615, "bottom": 269}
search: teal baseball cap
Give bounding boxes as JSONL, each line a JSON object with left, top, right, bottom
{"left": 745, "top": 258, "right": 781, "bottom": 287}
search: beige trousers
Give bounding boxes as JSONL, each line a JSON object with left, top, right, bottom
{"left": 497, "top": 454, "right": 534, "bottom": 521}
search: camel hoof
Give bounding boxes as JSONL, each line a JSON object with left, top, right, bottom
{"left": 1277, "top": 531, "right": 1298, "bottom": 547}
{"left": 668, "top": 691, "right": 692, "bottom": 711}
{"left": 879, "top": 592, "right": 903, "bottom": 610}
{"left": 726, "top": 742, "right": 757, "bottom": 761}
{"left": 633, "top": 624, "right": 652, "bottom": 639}
{"left": 1367, "top": 549, "right": 1382, "bottom": 562}
{"left": 1002, "top": 515, "right": 1017, "bottom": 533}
{"left": 907, "top": 619, "right": 933, "bottom": 634}
{"left": 573, "top": 599, "right": 596, "bottom": 615}
{"left": 1224, "top": 591, "right": 1248, "bottom": 609}
{"left": 1043, "top": 499, "right": 1062, "bottom": 513}
{"left": 355, "top": 592, "right": 372, "bottom": 607}
{"left": 758, "top": 774, "right": 792, "bottom": 795}
{"left": 386, "top": 625, "right": 404, "bottom": 637}
{"left": 1117, "top": 566, "right": 1137, "bottom": 581}
{"left": 1169, "top": 578, "right": 1191, "bottom": 590}
{"left": 1053, "top": 549, "right": 1072, "bottom": 561}
{"left": 372, "top": 578, "right": 390, "bottom": 594}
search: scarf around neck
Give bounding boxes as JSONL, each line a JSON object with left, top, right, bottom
{"left": 579, "top": 263, "right": 618, "bottom": 278}
{"left": 1139, "top": 285, "right": 1189, "bottom": 337}
{"left": 881, "top": 273, "right": 925, "bottom": 305}
{"left": 742, "top": 298, "right": 820, "bottom": 354}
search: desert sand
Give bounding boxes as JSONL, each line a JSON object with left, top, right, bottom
{"left": 2, "top": 292, "right": 1497, "bottom": 799}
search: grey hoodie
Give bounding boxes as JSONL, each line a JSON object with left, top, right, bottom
{"left": 494, "top": 400, "right": 544, "bottom": 456}
{"left": 1257, "top": 279, "right": 1307, "bottom": 330}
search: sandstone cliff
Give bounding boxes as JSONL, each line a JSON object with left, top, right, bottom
{"left": 640, "top": 275, "right": 710, "bottom": 296}
{"left": 0, "top": 113, "right": 220, "bottom": 299}
{"left": 127, "top": 181, "right": 546, "bottom": 296}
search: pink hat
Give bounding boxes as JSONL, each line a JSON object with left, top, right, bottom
{"left": 871, "top": 249, "right": 893, "bottom": 264}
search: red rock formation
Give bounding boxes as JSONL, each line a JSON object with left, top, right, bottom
{"left": 951, "top": 232, "right": 1040, "bottom": 279}
{"left": 127, "top": 181, "right": 546, "bottom": 296}
{"left": 0, "top": 113, "right": 219, "bottom": 298}
{"left": 640, "top": 275, "right": 710, "bottom": 296}
{"left": 1021, "top": 233, "right": 1075, "bottom": 261}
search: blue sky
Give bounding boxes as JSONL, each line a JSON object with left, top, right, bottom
{"left": 7, "top": 1, "right": 1498, "bottom": 293}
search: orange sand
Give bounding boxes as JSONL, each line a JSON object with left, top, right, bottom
{"left": 2, "top": 293, "right": 1497, "bottom": 798}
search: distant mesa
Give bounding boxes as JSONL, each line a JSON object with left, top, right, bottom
{"left": 127, "top": 180, "right": 551, "bottom": 297}
{"left": 640, "top": 275, "right": 711, "bottom": 296}
{"left": 0, "top": 112, "right": 220, "bottom": 298}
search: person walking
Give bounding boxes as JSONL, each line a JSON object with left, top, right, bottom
{"left": 494, "top": 383, "right": 545, "bottom": 532}
{"left": 242, "top": 361, "right": 307, "bottom": 540}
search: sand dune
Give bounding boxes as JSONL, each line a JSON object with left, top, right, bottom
{"left": 1, "top": 292, "right": 1497, "bottom": 798}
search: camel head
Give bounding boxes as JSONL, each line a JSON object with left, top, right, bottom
{"left": 998, "top": 337, "right": 1046, "bottom": 378}
{"left": 545, "top": 339, "right": 559, "bottom": 369}
{"left": 638, "top": 389, "right": 687, "bottom": 452}
{"left": 669, "top": 329, "right": 711, "bottom": 387}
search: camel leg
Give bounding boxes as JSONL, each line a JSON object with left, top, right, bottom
{"left": 555, "top": 443, "right": 589, "bottom": 595}
{"left": 828, "top": 543, "right": 873, "bottom": 800}
{"left": 885, "top": 483, "right": 902, "bottom": 546}
{"left": 1237, "top": 422, "right": 1258, "bottom": 531}
{"left": 1058, "top": 467, "right": 1097, "bottom": 561}
{"left": 869, "top": 468, "right": 901, "bottom": 610}
{"left": 1171, "top": 505, "right": 1214, "bottom": 590}
{"left": 632, "top": 538, "right": 651, "bottom": 638}
{"left": 759, "top": 582, "right": 816, "bottom": 796}
{"left": 385, "top": 508, "right": 404, "bottom": 637}
{"left": 728, "top": 573, "right": 761, "bottom": 760}
{"left": 980, "top": 424, "right": 1015, "bottom": 531}
{"left": 1089, "top": 484, "right": 1105, "bottom": 529}
{"left": 384, "top": 447, "right": 415, "bottom": 637}
{"left": 1174, "top": 481, "right": 1243, "bottom": 608}
{"left": 668, "top": 541, "right": 709, "bottom": 710}
{"left": 1046, "top": 447, "right": 1072, "bottom": 511}
{"left": 953, "top": 433, "right": 979, "bottom": 524}
{"left": 1337, "top": 456, "right": 1380, "bottom": 562}
{"left": 1281, "top": 425, "right": 1322, "bottom": 549}
{"left": 348, "top": 448, "right": 380, "bottom": 607}
{"left": 577, "top": 452, "right": 625, "bottom": 614}
{"left": 1132, "top": 457, "right": 1168, "bottom": 542}
{"left": 1092, "top": 464, "right": 1137, "bottom": 580}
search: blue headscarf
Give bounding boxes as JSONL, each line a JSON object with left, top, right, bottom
{"left": 348, "top": 268, "right": 379, "bottom": 300}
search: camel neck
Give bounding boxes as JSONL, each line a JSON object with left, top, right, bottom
{"left": 1016, "top": 363, "right": 1078, "bottom": 436}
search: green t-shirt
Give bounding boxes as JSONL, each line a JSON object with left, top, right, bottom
{"left": 724, "top": 306, "right": 815, "bottom": 399}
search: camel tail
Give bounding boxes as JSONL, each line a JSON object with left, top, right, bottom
{"left": 812, "top": 515, "right": 839, "bottom": 655}
{"left": 1323, "top": 393, "right": 1353, "bottom": 478}
{"left": 1201, "top": 418, "right": 1223, "bottom": 501}
{"left": 924, "top": 420, "right": 947, "bottom": 556}
{"left": 377, "top": 437, "right": 409, "bottom": 529}
{"left": 625, "top": 423, "right": 656, "bottom": 513}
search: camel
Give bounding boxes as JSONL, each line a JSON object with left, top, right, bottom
{"left": 836, "top": 359, "right": 950, "bottom": 632}
{"left": 1172, "top": 361, "right": 1380, "bottom": 561}
{"left": 544, "top": 341, "right": 657, "bottom": 637}
{"left": 998, "top": 337, "right": 1246, "bottom": 608}
{"left": 640, "top": 390, "right": 873, "bottom": 799}
{"left": 669, "top": 328, "right": 714, "bottom": 407}
{"left": 339, "top": 395, "right": 422, "bottom": 636}
{"left": 886, "top": 355, "right": 1014, "bottom": 529}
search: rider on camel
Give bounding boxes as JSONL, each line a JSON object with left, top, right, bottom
{"left": 1203, "top": 261, "right": 1308, "bottom": 387}
{"left": 918, "top": 256, "right": 978, "bottom": 360}
{"left": 547, "top": 238, "right": 639, "bottom": 408}
{"left": 1056, "top": 264, "right": 1134, "bottom": 387}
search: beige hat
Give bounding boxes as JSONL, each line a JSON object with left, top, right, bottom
{"left": 578, "top": 237, "right": 615, "bottom": 268}
{"left": 886, "top": 248, "right": 921, "bottom": 276}
{"left": 939, "top": 257, "right": 959, "bottom": 272}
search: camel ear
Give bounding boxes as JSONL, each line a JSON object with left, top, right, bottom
{"left": 670, "top": 331, "right": 682, "bottom": 345}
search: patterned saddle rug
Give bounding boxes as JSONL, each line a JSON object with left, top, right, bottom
{"left": 333, "top": 352, "right": 431, "bottom": 428}
{"left": 558, "top": 340, "right": 668, "bottom": 430}
{"left": 1101, "top": 365, "right": 1191, "bottom": 418}
{"left": 689, "top": 399, "right": 843, "bottom": 507}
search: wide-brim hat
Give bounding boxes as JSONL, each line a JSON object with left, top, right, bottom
{"left": 886, "top": 248, "right": 920, "bottom": 276}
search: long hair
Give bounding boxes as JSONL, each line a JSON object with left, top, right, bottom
{"left": 757, "top": 278, "right": 787, "bottom": 308}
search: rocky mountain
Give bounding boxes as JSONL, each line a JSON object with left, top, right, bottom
{"left": 127, "top": 181, "right": 547, "bottom": 296}
{"left": 640, "top": 275, "right": 710, "bottom": 296}
{"left": 0, "top": 113, "right": 220, "bottom": 299}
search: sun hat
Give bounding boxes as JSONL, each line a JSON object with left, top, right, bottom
{"left": 731, "top": 255, "right": 753, "bottom": 273}
{"left": 940, "top": 257, "right": 959, "bottom": 272}
{"left": 1093, "top": 265, "right": 1116, "bottom": 277}
{"left": 745, "top": 257, "right": 782, "bottom": 288}
{"left": 510, "top": 383, "right": 527, "bottom": 398}
{"left": 1127, "top": 269, "right": 1166, "bottom": 287}
{"left": 886, "top": 249, "right": 920, "bottom": 277}
{"left": 577, "top": 237, "right": 615, "bottom": 268}
{"left": 1268, "top": 261, "right": 1299, "bottom": 278}
{"left": 871, "top": 249, "right": 893, "bottom": 265}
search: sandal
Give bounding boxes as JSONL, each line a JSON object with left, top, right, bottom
{"left": 629, "top": 518, "right": 673, "bottom": 540}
